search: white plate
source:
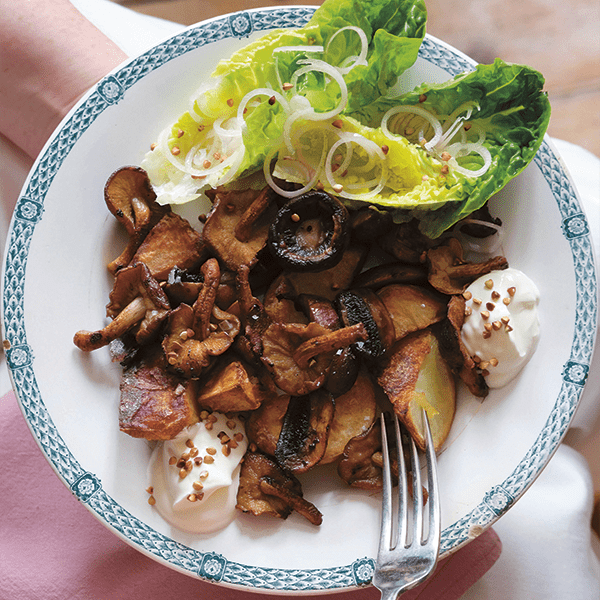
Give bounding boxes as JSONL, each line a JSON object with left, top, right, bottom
{"left": 2, "top": 6, "right": 598, "bottom": 594}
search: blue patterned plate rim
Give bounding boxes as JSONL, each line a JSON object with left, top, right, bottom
{"left": 2, "top": 6, "right": 597, "bottom": 594}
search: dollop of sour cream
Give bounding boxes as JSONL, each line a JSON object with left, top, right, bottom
{"left": 461, "top": 268, "right": 540, "bottom": 388}
{"left": 148, "top": 412, "right": 248, "bottom": 534}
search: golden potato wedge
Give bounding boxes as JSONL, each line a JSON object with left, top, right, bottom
{"left": 119, "top": 345, "right": 199, "bottom": 440}
{"left": 321, "top": 369, "right": 378, "bottom": 464}
{"left": 195, "top": 358, "right": 270, "bottom": 413}
{"left": 131, "top": 212, "right": 206, "bottom": 281}
{"left": 377, "top": 284, "right": 447, "bottom": 341}
{"left": 377, "top": 329, "right": 455, "bottom": 452}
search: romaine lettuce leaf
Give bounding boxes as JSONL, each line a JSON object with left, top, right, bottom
{"left": 142, "top": 0, "right": 427, "bottom": 204}
{"left": 348, "top": 59, "right": 551, "bottom": 237}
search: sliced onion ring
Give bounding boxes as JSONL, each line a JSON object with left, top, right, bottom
{"left": 325, "top": 26, "right": 369, "bottom": 74}
{"left": 237, "top": 88, "right": 291, "bottom": 131}
{"left": 325, "top": 133, "right": 388, "bottom": 200}
{"left": 444, "top": 142, "right": 492, "bottom": 178}
{"left": 381, "top": 105, "right": 443, "bottom": 151}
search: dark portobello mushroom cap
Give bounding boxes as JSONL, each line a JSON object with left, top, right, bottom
{"left": 267, "top": 190, "right": 350, "bottom": 272}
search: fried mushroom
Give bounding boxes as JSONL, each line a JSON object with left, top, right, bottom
{"left": 202, "top": 186, "right": 279, "bottom": 271}
{"left": 261, "top": 321, "right": 367, "bottom": 396}
{"left": 104, "top": 166, "right": 170, "bottom": 274}
{"left": 74, "top": 262, "right": 170, "bottom": 351}
{"left": 274, "top": 390, "right": 335, "bottom": 474}
{"left": 162, "top": 259, "right": 240, "bottom": 378}
{"left": 433, "top": 294, "right": 489, "bottom": 398}
{"left": 426, "top": 237, "right": 509, "bottom": 295}
{"left": 236, "top": 451, "right": 322, "bottom": 525}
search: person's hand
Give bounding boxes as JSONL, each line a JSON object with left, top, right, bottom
{"left": 0, "top": 0, "right": 127, "bottom": 158}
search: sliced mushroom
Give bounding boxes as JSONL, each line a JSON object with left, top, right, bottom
{"left": 232, "top": 264, "right": 273, "bottom": 363}
{"left": 259, "top": 478, "right": 323, "bottom": 526}
{"left": 236, "top": 451, "right": 322, "bottom": 525}
{"left": 273, "top": 243, "right": 369, "bottom": 302}
{"left": 350, "top": 204, "right": 393, "bottom": 244}
{"left": 335, "top": 288, "right": 395, "bottom": 361}
{"left": 202, "top": 186, "right": 279, "bottom": 271}
{"left": 295, "top": 294, "right": 360, "bottom": 397}
{"left": 378, "top": 219, "right": 438, "bottom": 265}
{"left": 73, "top": 262, "right": 170, "bottom": 351}
{"left": 274, "top": 390, "right": 335, "bottom": 474}
{"left": 320, "top": 369, "right": 378, "bottom": 464}
{"left": 263, "top": 274, "right": 309, "bottom": 325}
{"left": 432, "top": 294, "right": 489, "bottom": 398}
{"left": 164, "top": 266, "right": 237, "bottom": 310}
{"left": 261, "top": 321, "right": 367, "bottom": 396}
{"left": 426, "top": 237, "right": 509, "bottom": 295}
{"left": 162, "top": 303, "right": 240, "bottom": 379}
{"left": 104, "top": 166, "right": 170, "bottom": 274}
{"left": 245, "top": 393, "right": 292, "bottom": 457}
{"left": 338, "top": 419, "right": 384, "bottom": 489}
{"left": 268, "top": 190, "right": 350, "bottom": 272}
{"left": 352, "top": 262, "right": 428, "bottom": 289}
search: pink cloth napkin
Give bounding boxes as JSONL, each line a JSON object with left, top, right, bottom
{"left": 0, "top": 390, "right": 501, "bottom": 599}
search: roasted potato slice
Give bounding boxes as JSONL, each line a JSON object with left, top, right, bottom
{"left": 321, "top": 369, "right": 378, "bottom": 464}
{"left": 195, "top": 358, "right": 272, "bottom": 413}
{"left": 119, "top": 345, "right": 199, "bottom": 440}
{"left": 131, "top": 212, "right": 206, "bottom": 281}
{"left": 377, "top": 328, "right": 456, "bottom": 452}
{"left": 377, "top": 284, "right": 447, "bottom": 342}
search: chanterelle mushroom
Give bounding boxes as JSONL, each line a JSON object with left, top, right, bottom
{"left": 162, "top": 259, "right": 241, "bottom": 378}
{"left": 73, "top": 262, "right": 170, "bottom": 351}
{"left": 426, "top": 237, "right": 508, "bottom": 295}
{"left": 104, "top": 166, "right": 170, "bottom": 274}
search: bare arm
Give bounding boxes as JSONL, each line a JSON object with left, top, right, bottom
{"left": 0, "top": 0, "right": 127, "bottom": 158}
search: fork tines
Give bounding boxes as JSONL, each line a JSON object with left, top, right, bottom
{"left": 373, "top": 410, "right": 440, "bottom": 598}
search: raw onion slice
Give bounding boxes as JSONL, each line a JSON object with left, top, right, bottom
{"left": 237, "top": 88, "right": 291, "bottom": 132}
{"left": 381, "top": 105, "right": 443, "bottom": 151}
{"left": 290, "top": 59, "right": 348, "bottom": 121}
{"left": 213, "top": 116, "right": 243, "bottom": 141}
{"left": 434, "top": 102, "right": 478, "bottom": 150}
{"left": 452, "top": 218, "right": 505, "bottom": 255}
{"left": 280, "top": 59, "right": 349, "bottom": 153}
{"left": 263, "top": 127, "right": 327, "bottom": 198}
{"left": 325, "top": 26, "right": 369, "bottom": 74}
{"left": 273, "top": 45, "right": 324, "bottom": 93}
{"left": 325, "top": 133, "right": 388, "bottom": 200}
{"left": 264, "top": 138, "right": 327, "bottom": 199}
{"left": 157, "top": 126, "right": 189, "bottom": 174}
{"left": 444, "top": 141, "right": 492, "bottom": 178}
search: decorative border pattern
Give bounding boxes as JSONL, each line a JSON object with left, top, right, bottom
{"left": 3, "top": 7, "right": 597, "bottom": 593}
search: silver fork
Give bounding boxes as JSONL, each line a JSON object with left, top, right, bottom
{"left": 373, "top": 410, "right": 441, "bottom": 600}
